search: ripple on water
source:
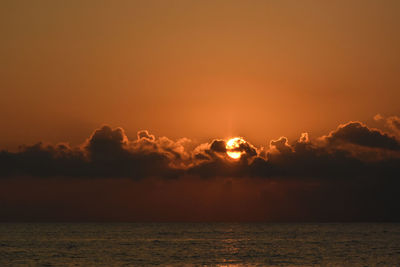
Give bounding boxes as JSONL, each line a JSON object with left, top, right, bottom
{"left": 0, "top": 223, "right": 399, "bottom": 266}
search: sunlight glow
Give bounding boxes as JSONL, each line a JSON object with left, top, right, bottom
{"left": 226, "top": 137, "right": 246, "bottom": 159}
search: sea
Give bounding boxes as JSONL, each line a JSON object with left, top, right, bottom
{"left": 0, "top": 223, "right": 399, "bottom": 266}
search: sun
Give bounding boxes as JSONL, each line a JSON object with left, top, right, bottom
{"left": 226, "top": 137, "right": 246, "bottom": 159}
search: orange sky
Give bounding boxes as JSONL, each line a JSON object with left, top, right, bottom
{"left": 1, "top": 0, "right": 400, "bottom": 149}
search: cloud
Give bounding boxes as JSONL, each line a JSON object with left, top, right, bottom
{"left": 137, "top": 130, "right": 155, "bottom": 141}
{"left": 387, "top": 116, "right": 400, "bottom": 135}
{"left": 374, "top": 113, "right": 384, "bottom": 121}
{"left": 0, "top": 120, "right": 400, "bottom": 181}
{"left": 322, "top": 121, "right": 400, "bottom": 151}
{"left": 298, "top": 132, "right": 309, "bottom": 143}
{"left": 86, "top": 126, "right": 129, "bottom": 161}
{"left": 0, "top": 126, "right": 182, "bottom": 179}
{"left": 269, "top": 136, "right": 293, "bottom": 154}
{"left": 1, "top": 120, "right": 400, "bottom": 221}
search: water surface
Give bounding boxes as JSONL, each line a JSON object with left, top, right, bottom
{"left": 1, "top": 223, "right": 399, "bottom": 266}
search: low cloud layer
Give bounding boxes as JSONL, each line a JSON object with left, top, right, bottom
{"left": 1, "top": 119, "right": 400, "bottom": 221}
{"left": 322, "top": 121, "right": 400, "bottom": 150}
{"left": 1, "top": 120, "right": 400, "bottom": 180}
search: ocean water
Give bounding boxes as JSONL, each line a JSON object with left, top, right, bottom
{"left": 0, "top": 223, "right": 400, "bottom": 266}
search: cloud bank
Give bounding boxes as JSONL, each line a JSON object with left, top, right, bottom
{"left": 1, "top": 121, "right": 400, "bottom": 180}
{"left": 1, "top": 118, "right": 400, "bottom": 222}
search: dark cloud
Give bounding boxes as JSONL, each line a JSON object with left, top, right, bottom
{"left": 0, "top": 126, "right": 179, "bottom": 179}
{"left": 270, "top": 136, "right": 293, "bottom": 154}
{"left": 209, "top": 139, "right": 227, "bottom": 154}
{"left": 237, "top": 140, "right": 258, "bottom": 158}
{"left": 86, "top": 126, "right": 129, "bottom": 161}
{"left": 186, "top": 122, "right": 400, "bottom": 182}
{"left": 322, "top": 121, "right": 400, "bottom": 150}
{"left": 1, "top": 120, "right": 400, "bottom": 221}
{"left": 0, "top": 121, "right": 399, "bottom": 181}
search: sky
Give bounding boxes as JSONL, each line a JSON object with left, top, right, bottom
{"left": 1, "top": 1, "right": 400, "bottom": 221}
{"left": 1, "top": 0, "right": 400, "bottom": 148}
